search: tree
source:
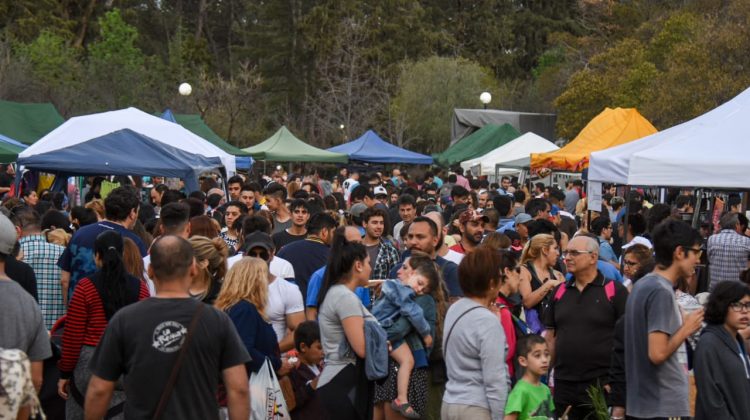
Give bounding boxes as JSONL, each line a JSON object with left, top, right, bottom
{"left": 391, "top": 55, "right": 498, "bottom": 153}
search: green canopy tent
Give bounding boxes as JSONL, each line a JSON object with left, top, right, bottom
{"left": 0, "top": 100, "right": 64, "bottom": 145}
{"left": 0, "top": 139, "right": 25, "bottom": 163}
{"left": 434, "top": 123, "right": 521, "bottom": 167}
{"left": 243, "top": 126, "right": 348, "bottom": 163}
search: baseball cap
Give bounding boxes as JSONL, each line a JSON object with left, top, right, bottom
{"left": 550, "top": 205, "right": 560, "bottom": 216}
{"left": 350, "top": 203, "right": 368, "bottom": 218}
{"left": 242, "top": 231, "right": 274, "bottom": 253}
{"left": 373, "top": 186, "right": 388, "bottom": 197}
{"left": 0, "top": 213, "right": 16, "bottom": 255}
{"left": 459, "top": 209, "right": 489, "bottom": 224}
{"left": 515, "top": 213, "right": 533, "bottom": 225}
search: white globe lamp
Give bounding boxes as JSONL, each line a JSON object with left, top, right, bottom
{"left": 178, "top": 82, "right": 192, "bottom": 96}
{"left": 480, "top": 92, "right": 492, "bottom": 109}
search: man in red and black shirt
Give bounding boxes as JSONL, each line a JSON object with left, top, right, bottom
{"left": 449, "top": 209, "right": 487, "bottom": 255}
{"left": 544, "top": 235, "right": 628, "bottom": 420}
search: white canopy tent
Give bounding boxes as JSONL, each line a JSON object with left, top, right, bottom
{"left": 460, "top": 132, "right": 559, "bottom": 176}
{"left": 588, "top": 86, "right": 750, "bottom": 188}
{"left": 19, "top": 107, "right": 236, "bottom": 175}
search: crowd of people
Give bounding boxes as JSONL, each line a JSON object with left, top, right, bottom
{"left": 2, "top": 164, "right": 750, "bottom": 420}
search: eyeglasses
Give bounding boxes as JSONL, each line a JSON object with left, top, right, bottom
{"left": 684, "top": 246, "right": 703, "bottom": 258}
{"left": 563, "top": 250, "right": 593, "bottom": 257}
{"left": 730, "top": 302, "right": 750, "bottom": 312}
{"left": 623, "top": 259, "right": 639, "bottom": 266}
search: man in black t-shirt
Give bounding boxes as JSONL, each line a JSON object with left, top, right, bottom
{"left": 85, "top": 236, "right": 250, "bottom": 420}
{"left": 272, "top": 198, "right": 310, "bottom": 250}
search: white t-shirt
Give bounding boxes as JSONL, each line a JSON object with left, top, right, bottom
{"left": 142, "top": 255, "right": 156, "bottom": 297}
{"left": 227, "top": 254, "right": 296, "bottom": 280}
{"left": 267, "top": 277, "right": 305, "bottom": 342}
{"left": 443, "top": 249, "right": 464, "bottom": 266}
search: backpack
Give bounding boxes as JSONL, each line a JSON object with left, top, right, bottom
{"left": 553, "top": 278, "right": 617, "bottom": 303}
{"left": 496, "top": 303, "right": 536, "bottom": 384}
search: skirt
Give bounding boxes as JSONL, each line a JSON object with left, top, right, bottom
{"left": 373, "top": 358, "right": 429, "bottom": 416}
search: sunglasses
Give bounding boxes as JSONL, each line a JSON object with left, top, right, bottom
{"left": 246, "top": 249, "right": 270, "bottom": 261}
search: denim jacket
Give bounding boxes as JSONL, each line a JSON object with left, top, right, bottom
{"left": 371, "top": 280, "right": 431, "bottom": 338}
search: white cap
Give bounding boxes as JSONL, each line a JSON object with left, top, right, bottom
{"left": 622, "top": 236, "right": 653, "bottom": 250}
{"left": 373, "top": 186, "right": 388, "bottom": 196}
{"left": 0, "top": 213, "right": 16, "bottom": 255}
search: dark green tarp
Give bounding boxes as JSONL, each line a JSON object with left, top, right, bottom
{"left": 0, "top": 100, "right": 64, "bottom": 145}
{"left": 243, "top": 126, "right": 348, "bottom": 163}
{"left": 161, "top": 111, "right": 251, "bottom": 156}
{"left": 435, "top": 123, "right": 521, "bottom": 166}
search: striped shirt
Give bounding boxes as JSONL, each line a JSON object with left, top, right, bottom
{"left": 20, "top": 234, "right": 65, "bottom": 329}
{"left": 58, "top": 277, "right": 149, "bottom": 378}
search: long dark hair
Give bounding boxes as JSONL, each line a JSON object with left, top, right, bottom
{"left": 317, "top": 226, "right": 367, "bottom": 308}
{"left": 94, "top": 230, "right": 130, "bottom": 320}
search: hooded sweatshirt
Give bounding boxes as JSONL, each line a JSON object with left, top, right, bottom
{"left": 694, "top": 323, "right": 750, "bottom": 420}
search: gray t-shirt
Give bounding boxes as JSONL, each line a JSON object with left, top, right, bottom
{"left": 317, "top": 284, "right": 375, "bottom": 388}
{"left": 366, "top": 243, "right": 380, "bottom": 268}
{"left": 0, "top": 280, "right": 51, "bottom": 361}
{"left": 624, "top": 273, "right": 689, "bottom": 417}
{"left": 272, "top": 217, "right": 293, "bottom": 235}
{"left": 564, "top": 189, "right": 579, "bottom": 214}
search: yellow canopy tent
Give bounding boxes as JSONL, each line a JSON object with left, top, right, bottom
{"left": 531, "top": 108, "right": 657, "bottom": 172}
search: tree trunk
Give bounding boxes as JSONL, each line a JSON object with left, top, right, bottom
{"left": 74, "top": 0, "right": 98, "bottom": 48}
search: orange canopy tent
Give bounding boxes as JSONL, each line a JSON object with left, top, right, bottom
{"left": 530, "top": 107, "right": 657, "bottom": 172}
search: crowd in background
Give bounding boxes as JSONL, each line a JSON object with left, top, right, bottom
{"left": 2, "top": 163, "right": 750, "bottom": 420}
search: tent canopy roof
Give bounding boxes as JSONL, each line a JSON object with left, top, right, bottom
{"left": 451, "top": 108, "right": 556, "bottom": 146}
{"left": 17, "top": 129, "right": 222, "bottom": 192}
{"left": 461, "top": 132, "right": 559, "bottom": 175}
{"left": 160, "top": 110, "right": 253, "bottom": 170}
{"left": 590, "top": 86, "right": 750, "bottom": 188}
{"left": 20, "top": 107, "right": 236, "bottom": 175}
{"left": 243, "top": 126, "right": 348, "bottom": 163}
{"left": 531, "top": 107, "right": 657, "bottom": 172}
{"left": 327, "top": 130, "right": 432, "bottom": 164}
{"left": 0, "top": 100, "right": 64, "bottom": 145}
{"left": 436, "top": 123, "right": 521, "bottom": 167}
{"left": 0, "top": 134, "right": 25, "bottom": 163}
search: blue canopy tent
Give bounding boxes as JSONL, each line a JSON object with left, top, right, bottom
{"left": 16, "top": 129, "right": 223, "bottom": 193}
{"left": 160, "top": 109, "right": 254, "bottom": 170}
{"left": 327, "top": 130, "right": 433, "bottom": 164}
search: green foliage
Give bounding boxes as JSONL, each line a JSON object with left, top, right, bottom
{"left": 392, "top": 56, "right": 497, "bottom": 153}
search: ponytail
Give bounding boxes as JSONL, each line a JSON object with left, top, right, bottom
{"left": 94, "top": 230, "right": 129, "bottom": 320}
{"left": 317, "top": 226, "right": 367, "bottom": 308}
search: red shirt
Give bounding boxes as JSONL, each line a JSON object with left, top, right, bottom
{"left": 58, "top": 277, "right": 149, "bottom": 377}
{"left": 495, "top": 294, "right": 517, "bottom": 377}
{"left": 448, "top": 243, "right": 467, "bottom": 254}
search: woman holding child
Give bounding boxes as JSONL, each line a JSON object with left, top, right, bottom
{"left": 316, "top": 230, "right": 375, "bottom": 419}
{"left": 442, "top": 246, "right": 509, "bottom": 420}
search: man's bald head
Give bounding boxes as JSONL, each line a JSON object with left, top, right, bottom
{"left": 344, "top": 225, "right": 362, "bottom": 243}
{"left": 570, "top": 234, "right": 599, "bottom": 255}
{"left": 150, "top": 235, "right": 195, "bottom": 282}
{"left": 424, "top": 211, "right": 444, "bottom": 229}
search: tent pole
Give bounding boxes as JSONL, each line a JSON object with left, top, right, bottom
{"left": 692, "top": 189, "right": 703, "bottom": 229}
{"left": 620, "top": 185, "right": 630, "bottom": 277}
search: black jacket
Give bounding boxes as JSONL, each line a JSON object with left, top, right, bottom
{"left": 694, "top": 324, "right": 750, "bottom": 420}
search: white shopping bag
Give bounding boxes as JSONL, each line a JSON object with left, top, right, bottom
{"left": 249, "top": 358, "right": 290, "bottom": 420}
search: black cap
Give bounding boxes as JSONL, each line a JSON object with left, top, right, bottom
{"left": 242, "top": 231, "right": 274, "bottom": 253}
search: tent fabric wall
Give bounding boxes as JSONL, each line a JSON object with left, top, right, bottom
{"left": 460, "top": 132, "right": 559, "bottom": 175}
{"left": 451, "top": 109, "right": 556, "bottom": 145}
{"left": 530, "top": 107, "right": 657, "bottom": 172}
{"left": 243, "top": 126, "right": 348, "bottom": 163}
{"left": 20, "top": 107, "right": 236, "bottom": 175}
{"left": 327, "top": 130, "right": 433, "bottom": 164}
{"left": 589, "top": 86, "right": 750, "bottom": 188}
{"left": 0, "top": 100, "right": 64, "bottom": 145}
{"left": 17, "top": 129, "right": 222, "bottom": 192}
{"left": 435, "top": 123, "right": 520, "bottom": 167}
{"left": 160, "top": 110, "right": 254, "bottom": 170}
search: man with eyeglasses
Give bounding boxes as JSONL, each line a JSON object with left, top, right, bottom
{"left": 707, "top": 211, "right": 750, "bottom": 290}
{"left": 243, "top": 231, "right": 304, "bottom": 354}
{"left": 625, "top": 219, "right": 704, "bottom": 420}
{"left": 544, "top": 236, "right": 628, "bottom": 420}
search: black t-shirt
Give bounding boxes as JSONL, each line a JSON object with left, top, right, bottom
{"left": 8, "top": 257, "right": 38, "bottom": 302}
{"left": 0, "top": 172, "right": 13, "bottom": 188}
{"left": 271, "top": 229, "right": 307, "bottom": 250}
{"left": 89, "top": 298, "right": 250, "bottom": 419}
{"left": 544, "top": 273, "right": 628, "bottom": 381}
{"left": 276, "top": 239, "right": 329, "bottom": 299}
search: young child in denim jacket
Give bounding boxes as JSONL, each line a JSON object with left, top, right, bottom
{"left": 372, "top": 257, "right": 439, "bottom": 419}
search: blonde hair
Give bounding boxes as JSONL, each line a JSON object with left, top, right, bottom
{"left": 520, "top": 233, "right": 557, "bottom": 266}
{"left": 215, "top": 257, "right": 269, "bottom": 320}
{"left": 45, "top": 228, "right": 71, "bottom": 247}
{"left": 189, "top": 236, "right": 229, "bottom": 297}
{"left": 86, "top": 199, "right": 105, "bottom": 220}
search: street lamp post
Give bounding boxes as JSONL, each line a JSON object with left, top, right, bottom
{"left": 480, "top": 92, "right": 492, "bottom": 109}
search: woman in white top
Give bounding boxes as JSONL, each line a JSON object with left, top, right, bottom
{"left": 316, "top": 227, "right": 374, "bottom": 420}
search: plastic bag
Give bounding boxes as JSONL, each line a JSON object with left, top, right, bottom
{"left": 249, "top": 359, "right": 290, "bottom": 420}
